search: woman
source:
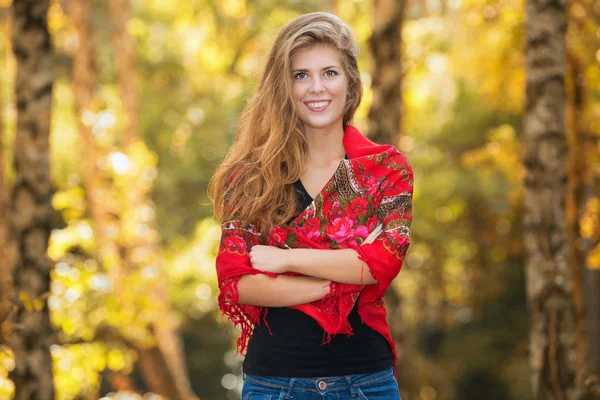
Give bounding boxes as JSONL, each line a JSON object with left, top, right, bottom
{"left": 209, "top": 12, "right": 413, "bottom": 400}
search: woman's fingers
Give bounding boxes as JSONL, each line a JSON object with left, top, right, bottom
{"left": 365, "top": 226, "right": 379, "bottom": 242}
{"left": 362, "top": 223, "right": 383, "bottom": 245}
{"left": 363, "top": 229, "right": 380, "bottom": 244}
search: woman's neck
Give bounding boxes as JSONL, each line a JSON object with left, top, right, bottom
{"left": 304, "top": 125, "right": 346, "bottom": 167}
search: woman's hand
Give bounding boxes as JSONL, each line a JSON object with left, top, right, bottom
{"left": 249, "top": 245, "right": 291, "bottom": 274}
{"left": 362, "top": 223, "right": 383, "bottom": 245}
{"left": 250, "top": 223, "right": 383, "bottom": 274}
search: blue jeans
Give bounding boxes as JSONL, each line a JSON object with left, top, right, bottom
{"left": 241, "top": 367, "right": 401, "bottom": 399}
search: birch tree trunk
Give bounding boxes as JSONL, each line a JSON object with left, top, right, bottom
{"left": 106, "top": 1, "right": 195, "bottom": 398}
{"left": 8, "top": 0, "right": 55, "bottom": 398}
{"left": 368, "top": 0, "right": 405, "bottom": 146}
{"left": 524, "top": 0, "right": 585, "bottom": 397}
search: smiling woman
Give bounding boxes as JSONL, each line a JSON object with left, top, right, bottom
{"left": 209, "top": 12, "right": 412, "bottom": 400}
{"left": 291, "top": 44, "right": 348, "bottom": 133}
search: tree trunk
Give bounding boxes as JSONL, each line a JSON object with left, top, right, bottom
{"left": 67, "top": 0, "right": 127, "bottom": 286}
{"left": 523, "top": 0, "right": 584, "bottom": 398}
{"left": 68, "top": 1, "right": 192, "bottom": 399}
{"left": 0, "top": 11, "right": 11, "bottom": 343}
{"left": 584, "top": 269, "right": 600, "bottom": 380}
{"left": 8, "top": 0, "right": 55, "bottom": 398}
{"left": 0, "top": 100, "right": 7, "bottom": 339}
{"left": 106, "top": 1, "right": 196, "bottom": 398}
{"left": 368, "top": 0, "right": 405, "bottom": 146}
{"left": 106, "top": 0, "right": 139, "bottom": 151}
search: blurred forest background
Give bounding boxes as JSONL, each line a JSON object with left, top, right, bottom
{"left": 0, "top": 0, "right": 599, "bottom": 399}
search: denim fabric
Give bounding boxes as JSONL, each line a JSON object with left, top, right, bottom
{"left": 241, "top": 367, "right": 401, "bottom": 400}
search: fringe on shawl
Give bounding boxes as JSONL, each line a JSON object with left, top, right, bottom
{"left": 218, "top": 275, "right": 272, "bottom": 355}
{"left": 353, "top": 247, "right": 385, "bottom": 291}
{"left": 317, "top": 281, "right": 356, "bottom": 344}
{"left": 219, "top": 275, "right": 358, "bottom": 353}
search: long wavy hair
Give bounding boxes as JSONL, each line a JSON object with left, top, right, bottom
{"left": 209, "top": 12, "right": 363, "bottom": 233}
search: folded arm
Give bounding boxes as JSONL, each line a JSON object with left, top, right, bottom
{"left": 286, "top": 248, "right": 377, "bottom": 285}
{"left": 248, "top": 224, "right": 383, "bottom": 285}
{"left": 216, "top": 221, "right": 330, "bottom": 312}
{"left": 237, "top": 274, "right": 330, "bottom": 307}
{"left": 248, "top": 152, "right": 413, "bottom": 293}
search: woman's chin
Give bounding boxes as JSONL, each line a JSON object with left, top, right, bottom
{"left": 300, "top": 117, "right": 344, "bottom": 131}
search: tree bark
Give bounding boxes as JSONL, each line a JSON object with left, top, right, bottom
{"left": 524, "top": 0, "right": 584, "bottom": 398}
{"left": 8, "top": 0, "right": 55, "bottom": 398}
{"left": 106, "top": 1, "right": 196, "bottom": 398}
{"left": 368, "top": 0, "right": 405, "bottom": 146}
{"left": 0, "top": 11, "right": 11, "bottom": 344}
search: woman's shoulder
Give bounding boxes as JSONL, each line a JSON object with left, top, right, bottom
{"left": 386, "top": 147, "right": 412, "bottom": 172}
{"left": 360, "top": 146, "right": 412, "bottom": 174}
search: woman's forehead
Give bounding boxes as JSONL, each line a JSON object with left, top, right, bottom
{"left": 291, "top": 44, "right": 342, "bottom": 70}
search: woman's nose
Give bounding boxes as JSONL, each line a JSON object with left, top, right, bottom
{"left": 309, "top": 77, "right": 325, "bottom": 93}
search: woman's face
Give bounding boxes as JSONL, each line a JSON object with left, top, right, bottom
{"left": 291, "top": 44, "right": 348, "bottom": 133}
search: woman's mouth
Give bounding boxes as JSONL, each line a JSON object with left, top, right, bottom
{"left": 304, "top": 100, "right": 331, "bottom": 112}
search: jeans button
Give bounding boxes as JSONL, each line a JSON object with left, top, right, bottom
{"left": 318, "top": 380, "right": 327, "bottom": 390}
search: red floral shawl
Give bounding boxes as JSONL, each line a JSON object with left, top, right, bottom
{"left": 215, "top": 125, "right": 413, "bottom": 364}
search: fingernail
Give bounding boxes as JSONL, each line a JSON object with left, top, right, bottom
{"left": 376, "top": 223, "right": 383, "bottom": 230}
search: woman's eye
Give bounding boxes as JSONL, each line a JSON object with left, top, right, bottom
{"left": 295, "top": 72, "right": 307, "bottom": 80}
{"left": 325, "top": 70, "right": 337, "bottom": 77}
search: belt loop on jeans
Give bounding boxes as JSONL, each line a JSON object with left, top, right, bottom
{"left": 345, "top": 376, "right": 358, "bottom": 397}
{"left": 285, "top": 378, "right": 296, "bottom": 398}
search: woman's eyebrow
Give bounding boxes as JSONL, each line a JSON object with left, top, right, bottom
{"left": 291, "top": 65, "right": 340, "bottom": 72}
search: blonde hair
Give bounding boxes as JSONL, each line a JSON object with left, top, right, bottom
{"left": 209, "top": 12, "right": 362, "bottom": 233}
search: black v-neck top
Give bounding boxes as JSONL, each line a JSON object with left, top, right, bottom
{"left": 242, "top": 178, "right": 394, "bottom": 377}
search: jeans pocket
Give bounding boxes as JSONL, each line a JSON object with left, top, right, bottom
{"left": 242, "top": 392, "right": 272, "bottom": 400}
{"left": 241, "top": 379, "right": 286, "bottom": 400}
{"left": 356, "top": 375, "right": 401, "bottom": 400}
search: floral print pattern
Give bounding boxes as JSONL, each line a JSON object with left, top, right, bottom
{"left": 215, "top": 125, "right": 414, "bottom": 368}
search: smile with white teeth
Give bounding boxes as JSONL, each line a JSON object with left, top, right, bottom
{"left": 305, "top": 100, "right": 331, "bottom": 112}
{"left": 308, "top": 101, "right": 329, "bottom": 108}
{"left": 307, "top": 101, "right": 330, "bottom": 108}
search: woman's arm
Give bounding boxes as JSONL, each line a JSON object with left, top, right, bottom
{"left": 288, "top": 248, "right": 376, "bottom": 284}
{"left": 237, "top": 274, "right": 330, "bottom": 307}
{"left": 248, "top": 225, "right": 383, "bottom": 285}
{"left": 248, "top": 152, "right": 414, "bottom": 289}
{"left": 249, "top": 246, "right": 377, "bottom": 285}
